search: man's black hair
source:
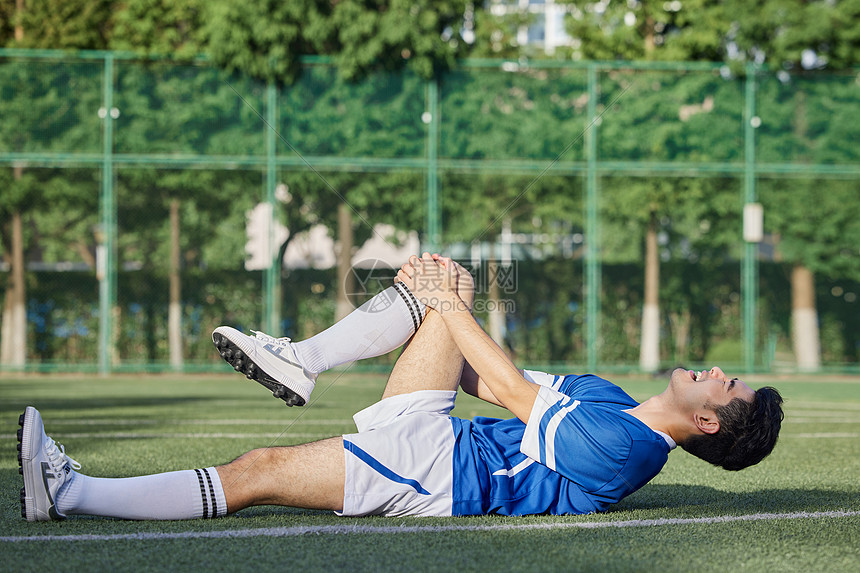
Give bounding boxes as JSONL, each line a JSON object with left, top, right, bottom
{"left": 681, "top": 386, "right": 784, "bottom": 471}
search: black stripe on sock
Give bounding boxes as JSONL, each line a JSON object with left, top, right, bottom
{"left": 402, "top": 282, "right": 426, "bottom": 323}
{"left": 393, "top": 282, "right": 420, "bottom": 333}
{"left": 203, "top": 468, "right": 218, "bottom": 518}
{"left": 194, "top": 468, "right": 209, "bottom": 519}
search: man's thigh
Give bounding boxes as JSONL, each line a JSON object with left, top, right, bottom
{"left": 382, "top": 311, "right": 465, "bottom": 398}
{"left": 338, "top": 391, "right": 457, "bottom": 517}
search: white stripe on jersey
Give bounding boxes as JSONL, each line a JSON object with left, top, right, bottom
{"left": 543, "top": 398, "right": 581, "bottom": 471}
{"left": 492, "top": 457, "right": 536, "bottom": 477}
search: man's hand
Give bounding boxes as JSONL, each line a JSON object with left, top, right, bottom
{"left": 396, "top": 254, "right": 538, "bottom": 423}
{"left": 396, "top": 252, "right": 468, "bottom": 313}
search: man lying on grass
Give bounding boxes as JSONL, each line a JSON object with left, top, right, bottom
{"left": 18, "top": 254, "right": 783, "bottom": 521}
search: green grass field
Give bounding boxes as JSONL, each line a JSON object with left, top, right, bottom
{"left": 2, "top": 370, "right": 858, "bottom": 572}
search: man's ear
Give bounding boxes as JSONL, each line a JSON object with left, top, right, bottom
{"left": 693, "top": 412, "right": 720, "bottom": 435}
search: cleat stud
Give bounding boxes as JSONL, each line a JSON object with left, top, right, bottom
{"left": 234, "top": 364, "right": 242, "bottom": 372}
{"left": 19, "top": 467, "right": 23, "bottom": 475}
{"left": 234, "top": 350, "right": 243, "bottom": 360}
{"left": 19, "top": 413, "right": 24, "bottom": 426}
{"left": 18, "top": 451, "right": 22, "bottom": 463}
{"left": 272, "top": 386, "right": 286, "bottom": 398}
{"left": 18, "top": 428, "right": 23, "bottom": 441}
{"left": 17, "top": 442, "right": 21, "bottom": 452}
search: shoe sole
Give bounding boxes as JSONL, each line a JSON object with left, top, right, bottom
{"left": 18, "top": 406, "right": 55, "bottom": 521}
{"left": 212, "top": 332, "right": 306, "bottom": 407}
{"left": 17, "top": 409, "right": 28, "bottom": 520}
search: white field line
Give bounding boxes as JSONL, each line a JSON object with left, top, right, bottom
{"left": 45, "top": 417, "right": 860, "bottom": 426}
{"left": 1, "top": 510, "right": 857, "bottom": 544}
{"left": 45, "top": 430, "right": 859, "bottom": 440}
{"left": 58, "top": 432, "right": 336, "bottom": 440}
{"left": 783, "top": 432, "right": 860, "bottom": 439}
{"left": 48, "top": 419, "right": 355, "bottom": 426}
{"left": 789, "top": 418, "right": 860, "bottom": 424}
{"left": 788, "top": 411, "right": 860, "bottom": 417}
{"left": 791, "top": 402, "right": 860, "bottom": 411}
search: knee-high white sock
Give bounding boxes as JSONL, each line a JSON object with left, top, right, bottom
{"left": 57, "top": 467, "right": 227, "bottom": 520}
{"left": 294, "top": 283, "right": 426, "bottom": 374}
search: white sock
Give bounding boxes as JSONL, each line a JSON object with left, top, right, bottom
{"left": 294, "top": 283, "right": 426, "bottom": 374}
{"left": 57, "top": 467, "right": 227, "bottom": 520}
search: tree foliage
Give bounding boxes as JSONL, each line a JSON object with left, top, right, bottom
{"left": 205, "top": 0, "right": 469, "bottom": 83}
{"left": 561, "top": 0, "right": 860, "bottom": 70}
{"left": 10, "top": 0, "right": 113, "bottom": 49}
{"left": 109, "top": 0, "right": 208, "bottom": 59}
{"left": 2, "top": 0, "right": 859, "bottom": 365}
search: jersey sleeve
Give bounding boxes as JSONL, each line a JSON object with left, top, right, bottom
{"left": 520, "top": 384, "right": 583, "bottom": 472}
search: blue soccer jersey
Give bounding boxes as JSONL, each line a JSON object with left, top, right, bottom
{"left": 450, "top": 371, "right": 675, "bottom": 516}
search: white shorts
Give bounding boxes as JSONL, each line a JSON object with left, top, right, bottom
{"left": 338, "top": 390, "right": 457, "bottom": 517}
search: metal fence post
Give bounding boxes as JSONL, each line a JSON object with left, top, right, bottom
{"left": 98, "top": 53, "right": 116, "bottom": 374}
{"left": 264, "top": 80, "right": 280, "bottom": 333}
{"left": 425, "top": 76, "right": 440, "bottom": 252}
{"left": 585, "top": 64, "right": 600, "bottom": 372}
{"left": 742, "top": 63, "right": 758, "bottom": 373}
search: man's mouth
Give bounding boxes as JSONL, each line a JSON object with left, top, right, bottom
{"left": 688, "top": 370, "right": 703, "bottom": 381}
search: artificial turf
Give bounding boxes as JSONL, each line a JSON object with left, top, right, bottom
{"left": 1, "top": 371, "right": 858, "bottom": 572}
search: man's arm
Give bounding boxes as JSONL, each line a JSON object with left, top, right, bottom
{"left": 459, "top": 361, "right": 506, "bottom": 408}
{"left": 437, "top": 305, "right": 538, "bottom": 423}
{"left": 398, "top": 253, "right": 540, "bottom": 423}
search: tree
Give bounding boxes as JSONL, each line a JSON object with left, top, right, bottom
{"left": 106, "top": 0, "right": 254, "bottom": 366}
{"left": 562, "top": 0, "right": 730, "bottom": 62}
{"left": 1, "top": 0, "right": 109, "bottom": 366}
{"left": 559, "top": 0, "right": 860, "bottom": 371}
{"left": 109, "top": 0, "right": 208, "bottom": 59}
{"left": 9, "top": 0, "right": 113, "bottom": 50}
{"left": 437, "top": 65, "right": 587, "bottom": 356}
{"left": 724, "top": 0, "right": 860, "bottom": 370}
{"left": 560, "top": 1, "right": 741, "bottom": 370}
{"left": 0, "top": 1, "right": 16, "bottom": 46}
{"left": 758, "top": 80, "right": 860, "bottom": 369}
{"left": 202, "top": 1, "right": 473, "bottom": 328}
{"left": 107, "top": 56, "right": 266, "bottom": 364}
{"left": 205, "top": 0, "right": 469, "bottom": 83}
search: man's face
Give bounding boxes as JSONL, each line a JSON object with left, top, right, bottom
{"left": 669, "top": 366, "right": 756, "bottom": 409}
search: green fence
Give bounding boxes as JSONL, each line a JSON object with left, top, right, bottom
{"left": 1, "top": 49, "right": 858, "bottom": 373}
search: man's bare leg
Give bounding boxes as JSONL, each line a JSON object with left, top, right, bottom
{"left": 217, "top": 312, "right": 468, "bottom": 513}
{"left": 217, "top": 438, "right": 346, "bottom": 513}
{"left": 219, "top": 257, "right": 475, "bottom": 513}
{"left": 382, "top": 258, "right": 474, "bottom": 398}
{"left": 380, "top": 310, "right": 465, "bottom": 398}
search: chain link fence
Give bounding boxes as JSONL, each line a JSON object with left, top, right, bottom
{"left": 1, "top": 50, "right": 858, "bottom": 373}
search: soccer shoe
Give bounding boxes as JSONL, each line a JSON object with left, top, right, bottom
{"left": 212, "top": 326, "right": 317, "bottom": 406}
{"left": 18, "top": 406, "right": 80, "bottom": 521}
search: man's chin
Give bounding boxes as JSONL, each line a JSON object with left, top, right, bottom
{"left": 669, "top": 367, "right": 692, "bottom": 386}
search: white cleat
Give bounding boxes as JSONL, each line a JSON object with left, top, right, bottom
{"left": 18, "top": 406, "right": 80, "bottom": 521}
{"left": 212, "top": 326, "right": 317, "bottom": 406}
